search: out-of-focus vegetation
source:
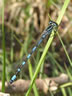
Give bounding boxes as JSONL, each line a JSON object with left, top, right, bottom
{"left": 0, "top": 0, "right": 72, "bottom": 96}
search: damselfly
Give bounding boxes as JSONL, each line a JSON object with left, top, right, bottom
{"left": 10, "top": 20, "right": 58, "bottom": 84}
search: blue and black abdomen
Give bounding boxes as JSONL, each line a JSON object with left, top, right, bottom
{"left": 10, "top": 20, "right": 58, "bottom": 84}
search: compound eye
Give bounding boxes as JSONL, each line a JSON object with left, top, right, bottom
{"left": 48, "top": 20, "right": 53, "bottom": 25}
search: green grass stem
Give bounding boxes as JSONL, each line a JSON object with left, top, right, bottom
{"left": 2, "top": 0, "right": 6, "bottom": 92}
{"left": 25, "top": 0, "right": 70, "bottom": 95}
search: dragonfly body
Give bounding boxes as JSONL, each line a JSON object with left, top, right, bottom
{"left": 10, "top": 20, "right": 58, "bottom": 84}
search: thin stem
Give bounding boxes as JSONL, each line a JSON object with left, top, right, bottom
{"left": 25, "top": 0, "right": 70, "bottom": 95}
{"left": 2, "top": 0, "right": 6, "bottom": 92}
